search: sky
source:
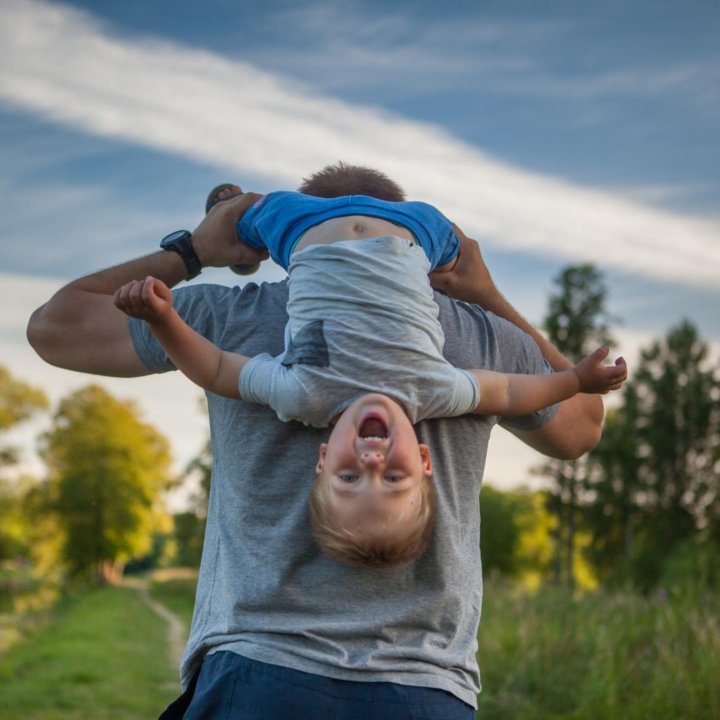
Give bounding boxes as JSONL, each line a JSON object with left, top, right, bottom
{"left": 1, "top": 0, "right": 718, "bottom": 497}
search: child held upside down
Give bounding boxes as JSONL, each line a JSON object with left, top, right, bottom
{"left": 114, "top": 186, "right": 627, "bottom": 568}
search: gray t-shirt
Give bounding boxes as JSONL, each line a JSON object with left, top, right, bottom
{"left": 239, "top": 237, "right": 479, "bottom": 426}
{"left": 129, "top": 278, "right": 556, "bottom": 709}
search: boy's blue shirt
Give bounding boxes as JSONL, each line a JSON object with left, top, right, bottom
{"left": 236, "top": 191, "right": 459, "bottom": 270}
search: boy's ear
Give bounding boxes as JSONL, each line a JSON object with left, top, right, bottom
{"left": 315, "top": 443, "right": 328, "bottom": 473}
{"left": 419, "top": 444, "right": 432, "bottom": 476}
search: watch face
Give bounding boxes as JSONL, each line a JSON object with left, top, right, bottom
{"left": 161, "top": 230, "right": 190, "bottom": 247}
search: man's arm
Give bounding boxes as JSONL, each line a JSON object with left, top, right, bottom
{"left": 430, "top": 226, "right": 607, "bottom": 459}
{"left": 26, "top": 193, "right": 265, "bottom": 378}
{"left": 113, "top": 276, "right": 247, "bottom": 397}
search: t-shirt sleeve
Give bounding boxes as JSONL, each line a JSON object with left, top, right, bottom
{"left": 491, "top": 315, "right": 559, "bottom": 432}
{"left": 238, "top": 353, "right": 277, "bottom": 405}
{"left": 128, "top": 316, "right": 176, "bottom": 373}
{"left": 128, "top": 284, "right": 234, "bottom": 374}
{"left": 452, "top": 368, "right": 480, "bottom": 416}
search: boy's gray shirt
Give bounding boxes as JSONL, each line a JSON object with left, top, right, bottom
{"left": 129, "top": 278, "right": 556, "bottom": 710}
{"left": 239, "top": 237, "right": 479, "bottom": 426}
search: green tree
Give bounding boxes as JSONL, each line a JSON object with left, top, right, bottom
{"left": 540, "top": 264, "right": 616, "bottom": 589}
{"left": 587, "top": 319, "right": 720, "bottom": 589}
{"left": 480, "top": 485, "right": 523, "bottom": 577}
{"left": 481, "top": 485, "right": 555, "bottom": 586}
{"left": 40, "top": 385, "right": 173, "bottom": 583}
{"left": 170, "top": 397, "right": 211, "bottom": 567}
{"left": 0, "top": 365, "right": 48, "bottom": 561}
{"left": 583, "top": 398, "right": 643, "bottom": 585}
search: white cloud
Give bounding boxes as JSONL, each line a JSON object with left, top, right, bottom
{"left": 0, "top": 0, "right": 718, "bottom": 292}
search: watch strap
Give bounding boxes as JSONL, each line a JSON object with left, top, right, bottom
{"left": 161, "top": 230, "right": 202, "bottom": 279}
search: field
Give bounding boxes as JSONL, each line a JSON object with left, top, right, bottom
{"left": 0, "top": 572, "right": 717, "bottom": 719}
{"left": 477, "top": 580, "right": 720, "bottom": 719}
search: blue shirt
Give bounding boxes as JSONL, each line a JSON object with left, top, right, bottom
{"left": 236, "top": 191, "right": 459, "bottom": 270}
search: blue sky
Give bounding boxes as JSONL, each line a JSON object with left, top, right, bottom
{"left": 1, "top": 0, "right": 718, "bottom": 491}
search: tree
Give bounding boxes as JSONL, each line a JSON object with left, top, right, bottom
{"left": 583, "top": 400, "right": 643, "bottom": 585}
{"left": 40, "top": 385, "right": 173, "bottom": 583}
{"left": 586, "top": 319, "right": 720, "bottom": 589}
{"left": 539, "top": 264, "right": 616, "bottom": 589}
{"left": 480, "top": 485, "right": 556, "bottom": 586}
{"left": 0, "top": 365, "right": 48, "bottom": 561}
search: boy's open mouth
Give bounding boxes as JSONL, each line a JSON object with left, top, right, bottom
{"left": 359, "top": 414, "right": 388, "bottom": 439}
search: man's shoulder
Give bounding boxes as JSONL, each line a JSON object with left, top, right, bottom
{"left": 175, "top": 278, "right": 289, "bottom": 310}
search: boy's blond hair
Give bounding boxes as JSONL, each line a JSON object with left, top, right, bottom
{"left": 299, "top": 162, "right": 406, "bottom": 202}
{"left": 309, "top": 472, "right": 437, "bottom": 568}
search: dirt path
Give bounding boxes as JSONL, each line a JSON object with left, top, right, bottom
{"left": 120, "top": 576, "right": 187, "bottom": 670}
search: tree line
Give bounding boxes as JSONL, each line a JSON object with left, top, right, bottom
{"left": 483, "top": 265, "right": 720, "bottom": 593}
{"left": 1, "top": 264, "right": 718, "bottom": 594}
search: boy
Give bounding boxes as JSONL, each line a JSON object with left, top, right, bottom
{"left": 114, "top": 189, "right": 626, "bottom": 567}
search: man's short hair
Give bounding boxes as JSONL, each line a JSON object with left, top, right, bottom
{"left": 299, "top": 162, "right": 406, "bottom": 202}
{"left": 308, "top": 472, "right": 437, "bottom": 568}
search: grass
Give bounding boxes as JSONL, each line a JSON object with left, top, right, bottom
{"left": 1, "top": 570, "right": 717, "bottom": 718}
{"left": 476, "top": 580, "right": 720, "bottom": 719}
{"left": 0, "top": 583, "right": 182, "bottom": 719}
{"left": 148, "top": 567, "right": 198, "bottom": 627}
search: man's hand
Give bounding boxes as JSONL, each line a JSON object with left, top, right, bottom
{"left": 573, "top": 346, "right": 628, "bottom": 394}
{"left": 191, "top": 191, "right": 270, "bottom": 268}
{"left": 428, "top": 225, "right": 496, "bottom": 305}
{"left": 114, "top": 276, "right": 173, "bottom": 324}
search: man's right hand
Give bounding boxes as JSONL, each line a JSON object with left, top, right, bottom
{"left": 192, "top": 191, "right": 270, "bottom": 269}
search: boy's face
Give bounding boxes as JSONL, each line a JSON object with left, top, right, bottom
{"left": 316, "top": 393, "right": 432, "bottom": 536}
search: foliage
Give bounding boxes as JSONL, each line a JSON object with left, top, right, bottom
{"left": 171, "top": 511, "right": 205, "bottom": 567}
{"left": 585, "top": 319, "right": 720, "bottom": 589}
{"left": 0, "top": 365, "right": 48, "bottom": 434}
{"left": 39, "top": 385, "right": 174, "bottom": 583}
{"left": 539, "top": 264, "right": 616, "bottom": 589}
{"left": 543, "top": 263, "right": 616, "bottom": 359}
{"left": 0, "top": 476, "right": 36, "bottom": 562}
{"left": 481, "top": 485, "right": 554, "bottom": 586}
{"left": 0, "top": 366, "right": 48, "bottom": 562}
{"left": 482, "top": 485, "right": 597, "bottom": 589}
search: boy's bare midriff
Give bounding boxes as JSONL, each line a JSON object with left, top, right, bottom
{"left": 294, "top": 216, "right": 415, "bottom": 254}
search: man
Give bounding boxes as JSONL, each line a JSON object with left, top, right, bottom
{"left": 27, "top": 165, "right": 604, "bottom": 719}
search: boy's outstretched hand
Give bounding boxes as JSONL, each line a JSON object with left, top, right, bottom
{"left": 113, "top": 276, "right": 173, "bottom": 324}
{"left": 573, "top": 346, "right": 628, "bottom": 394}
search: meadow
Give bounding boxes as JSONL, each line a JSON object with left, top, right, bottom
{"left": 0, "top": 572, "right": 717, "bottom": 719}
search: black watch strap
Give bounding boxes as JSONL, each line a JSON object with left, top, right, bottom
{"left": 160, "top": 230, "right": 202, "bottom": 279}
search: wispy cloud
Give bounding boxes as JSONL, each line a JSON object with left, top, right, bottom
{"left": 1, "top": 0, "right": 718, "bottom": 289}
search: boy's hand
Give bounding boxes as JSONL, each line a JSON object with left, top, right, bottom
{"left": 113, "top": 276, "right": 174, "bottom": 324}
{"left": 428, "top": 225, "right": 496, "bottom": 305}
{"left": 573, "top": 346, "right": 628, "bottom": 394}
{"left": 191, "top": 191, "right": 270, "bottom": 268}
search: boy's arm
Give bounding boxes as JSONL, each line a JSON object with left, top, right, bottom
{"left": 113, "top": 277, "right": 248, "bottom": 398}
{"left": 471, "top": 346, "right": 627, "bottom": 417}
{"left": 430, "top": 226, "right": 606, "bottom": 459}
{"left": 26, "top": 193, "right": 265, "bottom": 377}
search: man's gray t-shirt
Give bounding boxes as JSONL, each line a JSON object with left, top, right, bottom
{"left": 240, "top": 237, "right": 478, "bottom": 426}
{"left": 129, "top": 278, "right": 557, "bottom": 710}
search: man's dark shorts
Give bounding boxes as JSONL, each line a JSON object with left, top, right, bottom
{"left": 160, "top": 651, "right": 475, "bottom": 720}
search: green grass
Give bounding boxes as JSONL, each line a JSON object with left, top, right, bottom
{"left": 0, "top": 584, "right": 182, "bottom": 719}
{"left": 2, "top": 570, "right": 717, "bottom": 718}
{"left": 148, "top": 568, "right": 198, "bottom": 627}
{"left": 476, "top": 581, "right": 720, "bottom": 719}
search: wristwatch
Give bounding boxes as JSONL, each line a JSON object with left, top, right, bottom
{"left": 160, "top": 230, "right": 202, "bottom": 279}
